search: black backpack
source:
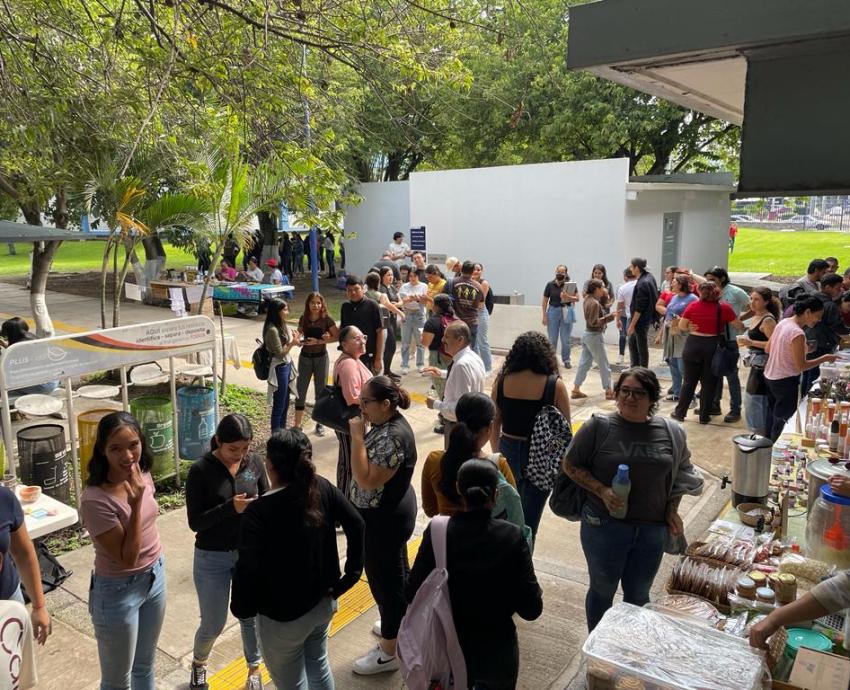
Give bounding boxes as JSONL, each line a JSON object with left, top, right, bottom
{"left": 252, "top": 338, "right": 271, "bottom": 380}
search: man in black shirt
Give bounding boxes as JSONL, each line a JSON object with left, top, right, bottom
{"left": 627, "top": 257, "right": 659, "bottom": 367}
{"left": 802, "top": 272, "right": 850, "bottom": 394}
{"left": 340, "top": 274, "right": 385, "bottom": 373}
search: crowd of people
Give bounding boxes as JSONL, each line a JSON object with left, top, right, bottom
{"left": 10, "top": 228, "right": 850, "bottom": 690}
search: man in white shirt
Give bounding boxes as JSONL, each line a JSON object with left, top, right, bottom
{"left": 387, "top": 231, "right": 411, "bottom": 263}
{"left": 425, "top": 321, "right": 486, "bottom": 447}
{"left": 239, "top": 257, "right": 264, "bottom": 282}
{"left": 265, "top": 258, "right": 284, "bottom": 284}
{"left": 615, "top": 268, "right": 636, "bottom": 365}
{"left": 398, "top": 271, "right": 429, "bottom": 374}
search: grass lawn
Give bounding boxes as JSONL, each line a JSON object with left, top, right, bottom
{"left": 729, "top": 227, "right": 850, "bottom": 275}
{"left": 0, "top": 240, "right": 196, "bottom": 276}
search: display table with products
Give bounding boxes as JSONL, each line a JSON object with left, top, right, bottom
{"left": 18, "top": 485, "right": 78, "bottom": 540}
{"left": 212, "top": 282, "right": 294, "bottom": 304}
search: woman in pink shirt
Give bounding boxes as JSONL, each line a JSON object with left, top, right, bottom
{"left": 765, "top": 295, "right": 837, "bottom": 440}
{"left": 80, "top": 412, "right": 166, "bottom": 690}
{"left": 333, "top": 326, "right": 373, "bottom": 498}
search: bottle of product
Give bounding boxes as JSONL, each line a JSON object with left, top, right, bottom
{"left": 841, "top": 414, "right": 849, "bottom": 456}
{"left": 610, "top": 464, "right": 631, "bottom": 520}
{"left": 830, "top": 418, "right": 840, "bottom": 452}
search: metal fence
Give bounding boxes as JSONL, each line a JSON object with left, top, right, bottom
{"left": 732, "top": 195, "right": 850, "bottom": 232}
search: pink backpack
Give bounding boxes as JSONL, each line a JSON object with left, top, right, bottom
{"left": 397, "top": 516, "right": 468, "bottom": 690}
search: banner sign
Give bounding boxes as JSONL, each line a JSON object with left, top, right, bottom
{"left": 0, "top": 316, "right": 217, "bottom": 390}
{"left": 409, "top": 226, "right": 426, "bottom": 252}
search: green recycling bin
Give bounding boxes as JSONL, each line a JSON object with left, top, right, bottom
{"left": 130, "top": 396, "right": 174, "bottom": 478}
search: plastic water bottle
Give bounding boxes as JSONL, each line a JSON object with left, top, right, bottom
{"left": 610, "top": 464, "right": 631, "bottom": 519}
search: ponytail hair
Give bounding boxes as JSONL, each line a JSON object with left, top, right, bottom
{"left": 211, "top": 413, "right": 253, "bottom": 451}
{"left": 266, "top": 428, "right": 322, "bottom": 527}
{"left": 457, "top": 459, "right": 499, "bottom": 511}
{"left": 793, "top": 294, "right": 824, "bottom": 315}
{"left": 752, "top": 287, "right": 781, "bottom": 320}
{"left": 363, "top": 375, "right": 411, "bottom": 410}
{"left": 438, "top": 393, "right": 495, "bottom": 505}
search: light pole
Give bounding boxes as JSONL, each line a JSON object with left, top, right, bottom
{"left": 301, "top": 43, "right": 320, "bottom": 293}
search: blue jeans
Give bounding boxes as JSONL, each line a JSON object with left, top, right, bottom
{"left": 547, "top": 305, "right": 574, "bottom": 365}
{"left": 258, "top": 597, "right": 336, "bottom": 690}
{"left": 573, "top": 331, "right": 612, "bottom": 390}
{"left": 744, "top": 392, "right": 770, "bottom": 437}
{"left": 669, "top": 357, "right": 684, "bottom": 397}
{"left": 193, "top": 548, "right": 261, "bottom": 667}
{"left": 89, "top": 555, "right": 167, "bottom": 690}
{"left": 579, "top": 505, "right": 666, "bottom": 632}
{"left": 271, "top": 362, "right": 293, "bottom": 432}
{"left": 500, "top": 436, "right": 549, "bottom": 543}
{"left": 400, "top": 309, "right": 426, "bottom": 368}
{"left": 714, "top": 369, "right": 743, "bottom": 414}
{"left": 473, "top": 307, "right": 493, "bottom": 373}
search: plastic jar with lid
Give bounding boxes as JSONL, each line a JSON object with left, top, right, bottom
{"left": 805, "top": 485, "right": 850, "bottom": 570}
{"left": 756, "top": 587, "right": 776, "bottom": 604}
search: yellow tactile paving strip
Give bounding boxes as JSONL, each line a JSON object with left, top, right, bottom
{"left": 209, "top": 536, "right": 423, "bottom": 689}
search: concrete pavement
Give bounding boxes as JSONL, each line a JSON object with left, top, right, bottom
{"left": 0, "top": 281, "right": 740, "bottom": 690}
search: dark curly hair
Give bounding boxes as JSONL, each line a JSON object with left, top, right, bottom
{"left": 498, "top": 331, "right": 559, "bottom": 379}
{"left": 613, "top": 367, "right": 662, "bottom": 416}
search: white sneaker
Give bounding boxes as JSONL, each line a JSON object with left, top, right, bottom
{"left": 417, "top": 365, "right": 425, "bottom": 373}
{"left": 352, "top": 645, "right": 400, "bottom": 675}
{"left": 371, "top": 619, "right": 382, "bottom": 636}
{"left": 400, "top": 366, "right": 410, "bottom": 375}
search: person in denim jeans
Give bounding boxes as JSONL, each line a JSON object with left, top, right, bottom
{"left": 398, "top": 270, "right": 428, "bottom": 374}
{"left": 542, "top": 265, "right": 579, "bottom": 368}
{"left": 80, "top": 412, "right": 167, "bottom": 690}
{"left": 571, "top": 280, "right": 617, "bottom": 401}
{"left": 657, "top": 275, "right": 698, "bottom": 401}
{"left": 472, "top": 263, "right": 493, "bottom": 373}
{"left": 562, "top": 368, "right": 703, "bottom": 631}
{"left": 232, "top": 429, "right": 364, "bottom": 690}
{"left": 491, "top": 332, "right": 571, "bottom": 541}
{"left": 186, "top": 414, "right": 268, "bottom": 690}
{"left": 264, "top": 298, "right": 301, "bottom": 432}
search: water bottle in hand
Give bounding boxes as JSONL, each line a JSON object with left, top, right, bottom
{"left": 610, "top": 464, "right": 631, "bottom": 520}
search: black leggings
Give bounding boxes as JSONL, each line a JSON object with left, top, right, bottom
{"left": 766, "top": 375, "right": 800, "bottom": 441}
{"left": 383, "top": 319, "right": 397, "bottom": 375}
{"left": 360, "top": 486, "right": 417, "bottom": 640}
{"left": 628, "top": 326, "right": 649, "bottom": 367}
{"left": 674, "top": 336, "right": 721, "bottom": 422}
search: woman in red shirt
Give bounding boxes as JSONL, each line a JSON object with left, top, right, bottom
{"left": 671, "top": 282, "right": 744, "bottom": 424}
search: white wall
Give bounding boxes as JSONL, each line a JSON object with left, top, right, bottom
{"left": 624, "top": 188, "right": 730, "bottom": 279}
{"left": 408, "top": 159, "right": 630, "bottom": 338}
{"left": 342, "top": 181, "right": 410, "bottom": 278}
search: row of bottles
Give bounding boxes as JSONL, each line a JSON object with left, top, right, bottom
{"left": 804, "top": 398, "right": 850, "bottom": 457}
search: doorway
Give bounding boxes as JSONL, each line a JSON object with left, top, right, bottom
{"left": 661, "top": 212, "right": 681, "bottom": 271}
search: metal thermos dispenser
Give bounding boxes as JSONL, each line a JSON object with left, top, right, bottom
{"left": 731, "top": 434, "right": 773, "bottom": 507}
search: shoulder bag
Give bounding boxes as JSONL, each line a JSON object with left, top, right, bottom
{"left": 312, "top": 376, "right": 359, "bottom": 433}
{"left": 710, "top": 302, "right": 739, "bottom": 377}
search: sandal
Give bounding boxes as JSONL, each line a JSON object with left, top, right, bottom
{"left": 571, "top": 391, "right": 588, "bottom": 400}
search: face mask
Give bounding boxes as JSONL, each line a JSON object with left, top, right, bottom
{"left": 555, "top": 274, "right": 566, "bottom": 282}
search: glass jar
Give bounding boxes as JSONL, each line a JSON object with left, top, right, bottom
{"left": 806, "top": 485, "right": 850, "bottom": 569}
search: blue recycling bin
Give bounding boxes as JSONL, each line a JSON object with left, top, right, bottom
{"left": 177, "top": 386, "right": 217, "bottom": 460}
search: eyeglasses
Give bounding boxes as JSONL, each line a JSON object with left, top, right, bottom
{"left": 618, "top": 387, "right": 648, "bottom": 400}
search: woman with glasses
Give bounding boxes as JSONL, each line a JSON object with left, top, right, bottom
{"left": 347, "top": 376, "right": 417, "bottom": 676}
{"left": 561, "top": 367, "right": 703, "bottom": 631}
{"left": 333, "top": 326, "right": 374, "bottom": 499}
{"left": 264, "top": 297, "right": 301, "bottom": 432}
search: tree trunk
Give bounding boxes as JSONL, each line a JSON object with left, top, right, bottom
{"left": 30, "top": 241, "right": 61, "bottom": 337}
{"left": 114, "top": 241, "right": 137, "bottom": 327}
{"left": 52, "top": 187, "right": 70, "bottom": 229}
{"left": 257, "top": 211, "right": 278, "bottom": 264}
{"left": 100, "top": 237, "right": 115, "bottom": 329}
{"left": 197, "top": 241, "right": 225, "bottom": 315}
{"left": 19, "top": 200, "right": 41, "bottom": 226}
{"left": 122, "top": 236, "right": 146, "bottom": 292}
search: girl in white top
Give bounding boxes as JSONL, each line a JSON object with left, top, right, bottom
{"left": 398, "top": 270, "right": 428, "bottom": 374}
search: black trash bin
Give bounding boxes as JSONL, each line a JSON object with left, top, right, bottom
{"left": 17, "top": 424, "right": 71, "bottom": 503}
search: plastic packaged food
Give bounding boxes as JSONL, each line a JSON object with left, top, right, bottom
{"left": 668, "top": 557, "right": 740, "bottom": 607}
{"left": 654, "top": 594, "right": 722, "bottom": 626}
{"left": 583, "top": 603, "right": 770, "bottom": 690}
{"left": 778, "top": 552, "right": 834, "bottom": 590}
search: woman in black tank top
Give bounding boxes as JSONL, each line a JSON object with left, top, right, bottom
{"left": 738, "top": 288, "right": 779, "bottom": 437}
{"left": 491, "top": 332, "right": 571, "bottom": 540}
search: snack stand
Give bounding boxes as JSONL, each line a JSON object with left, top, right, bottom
{"left": 0, "top": 316, "right": 219, "bottom": 513}
{"left": 582, "top": 364, "right": 850, "bottom": 690}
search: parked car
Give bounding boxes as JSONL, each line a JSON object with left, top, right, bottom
{"left": 731, "top": 214, "right": 754, "bottom": 223}
{"left": 789, "top": 215, "right": 831, "bottom": 230}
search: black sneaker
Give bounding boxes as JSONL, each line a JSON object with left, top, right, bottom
{"left": 709, "top": 407, "right": 722, "bottom": 416}
{"left": 724, "top": 412, "right": 742, "bottom": 423}
{"left": 190, "top": 665, "right": 209, "bottom": 690}
{"left": 670, "top": 412, "right": 685, "bottom": 422}
{"left": 315, "top": 423, "right": 325, "bottom": 437}
{"left": 433, "top": 424, "right": 445, "bottom": 435}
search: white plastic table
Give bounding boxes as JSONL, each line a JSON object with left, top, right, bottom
{"left": 16, "top": 487, "right": 79, "bottom": 539}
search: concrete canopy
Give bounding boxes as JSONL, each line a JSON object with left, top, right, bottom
{"left": 0, "top": 220, "right": 102, "bottom": 242}
{"left": 567, "top": 0, "right": 850, "bottom": 195}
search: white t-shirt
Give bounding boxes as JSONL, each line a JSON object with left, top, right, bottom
{"left": 399, "top": 282, "right": 428, "bottom": 313}
{"left": 246, "top": 267, "right": 264, "bottom": 282}
{"left": 0, "top": 600, "right": 37, "bottom": 689}
{"left": 616, "top": 281, "right": 637, "bottom": 319}
{"left": 388, "top": 241, "right": 410, "bottom": 261}
{"left": 268, "top": 268, "right": 283, "bottom": 284}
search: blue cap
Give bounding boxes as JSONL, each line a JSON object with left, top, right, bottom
{"left": 617, "top": 464, "right": 629, "bottom": 477}
{"left": 820, "top": 484, "right": 850, "bottom": 506}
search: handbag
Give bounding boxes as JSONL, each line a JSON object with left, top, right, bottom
{"left": 710, "top": 303, "right": 739, "bottom": 377}
{"left": 312, "top": 380, "right": 357, "bottom": 433}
